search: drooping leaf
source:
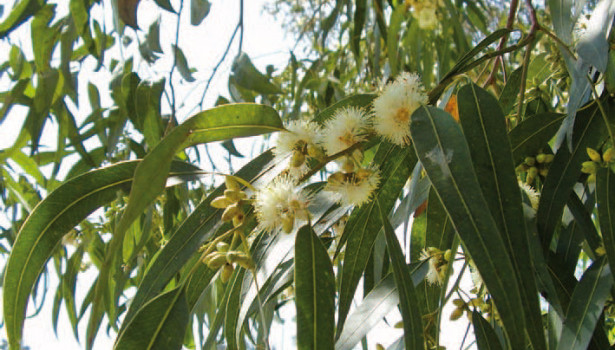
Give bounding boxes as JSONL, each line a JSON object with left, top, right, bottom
{"left": 597, "top": 168, "right": 615, "bottom": 280}
{"left": 556, "top": 257, "right": 613, "bottom": 350}
{"left": 172, "top": 44, "right": 196, "bottom": 82}
{"left": 0, "top": 0, "right": 46, "bottom": 39}
{"left": 379, "top": 203, "right": 424, "bottom": 350}
{"left": 114, "top": 288, "right": 190, "bottom": 350}
{"left": 457, "top": 83, "right": 544, "bottom": 350}
{"left": 190, "top": 0, "right": 210, "bottom": 26}
{"left": 537, "top": 98, "right": 612, "bottom": 249}
{"left": 118, "top": 0, "right": 140, "bottom": 29}
{"left": 2, "top": 160, "right": 203, "bottom": 349}
{"left": 231, "top": 54, "right": 282, "bottom": 95}
{"left": 472, "top": 311, "right": 504, "bottom": 350}
{"left": 508, "top": 112, "right": 565, "bottom": 165}
{"left": 575, "top": 0, "right": 615, "bottom": 73}
{"left": 295, "top": 225, "right": 335, "bottom": 350}
{"left": 410, "top": 105, "right": 526, "bottom": 349}
{"left": 153, "top": 0, "right": 174, "bottom": 13}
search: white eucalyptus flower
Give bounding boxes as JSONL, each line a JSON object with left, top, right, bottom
{"left": 373, "top": 72, "right": 427, "bottom": 145}
{"left": 325, "top": 167, "right": 381, "bottom": 207}
{"left": 320, "top": 107, "right": 370, "bottom": 156}
{"left": 274, "top": 119, "right": 323, "bottom": 177}
{"left": 254, "top": 175, "right": 310, "bottom": 233}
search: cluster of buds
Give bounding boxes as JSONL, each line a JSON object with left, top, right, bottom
{"left": 582, "top": 147, "right": 615, "bottom": 182}
{"left": 450, "top": 297, "right": 493, "bottom": 321}
{"left": 211, "top": 177, "right": 248, "bottom": 227}
{"left": 202, "top": 242, "right": 255, "bottom": 283}
{"left": 516, "top": 153, "right": 554, "bottom": 184}
{"left": 420, "top": 247, "right": 452, "bottom": 285}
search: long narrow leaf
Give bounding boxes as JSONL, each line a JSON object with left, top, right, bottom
{"left": 597, "top": 168, "right": 615, "bottom": 284}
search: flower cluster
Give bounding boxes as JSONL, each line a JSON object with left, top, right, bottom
{"left": 406, "top": 0, "right": 442, "bottom": 30}
{"left": 420, "top": 247, "right": 451, "bottom": 285}
{"left": 254, "top": 175, "right": 311, "bottom": 233}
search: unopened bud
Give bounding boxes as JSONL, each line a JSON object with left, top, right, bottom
{"left": 220, "top": 263, "right": 234, "bottom": 283}
{"left": 587, "top": 147, "right": 602, "bottom": 163}
{"left": 224, "top": 189, "right": 242, "bottom": 203}
{"left": 526, "top": 167, "right": 538, "bottom": 184}
{"left": 515, "top": 164, "right": 527, "bottom": 173}
{"left": 588, "top": 173, "right": 596, "bottom": 183}
{"left": 232, "top": 212, "right": 244, "bottom": 227}
{"left": 524, "top": 157, "right": 536, "bottom": 166}
{"left": 581, "top": 161, "right": 598, "bottom": 174}
{"left": 204, "top": 252, "right": 227, "bottom": 269}
{"left": 211, "top": 196, "right": 231, "bottom": 209}
{"left": 328, "top": 172, "right": 345, "bottom": 184}
{"left": 450, "top": 308, "right": 464, "bottom": 321}
{"left": 342, "top": 158, "right": 355, "bottom": 173}
{"left": 307, "top": 144, "right": 325, "bottom": 160}
{"left": 290, "top": 150, "right": 305, "bottom": 168}
{"left": 543, "top": 154, "right": 554, "bottom": 163}
{"left": 234, "top": 255, "right": 255, "bottom": 270}
{"left": 536, "top": 154, "right": 547, "bottom": 163}
{"left": 539, "top": 168, "right": 549, "bottom": 177}
{"left": 603, "top": 148, "right": 614, "bottom": 163}
{"left": 216, "top": 242, "right": 230, "bottom": 253}
{"left": 282, "top": 214, "right": 295, "bottom": 233}
{"left": 225, "top": 176, "right": 240, "bottom": 191}
{"left": 222, "top": 203, "right": 240, "bottom": 222}
{"left": 444, "top": 249, "right": 452, "bottom": 262}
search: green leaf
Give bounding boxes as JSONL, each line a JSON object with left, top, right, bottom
{"left": 597, "top": 168, "right": 615, "bottom": 280}
{"left": 537, "top": 99, "right": 612, "bottom": 249}
{"left": 0, "top": 0, "right": 46, "bottom": 39}
{"left": 153, "top": 0, "right": 174, "bottom": 12}
{"left": 171, "top": 44, "right": 195, "bottom": 82}
{"left": 31, "top": 5, "right": 61, "bottom": 73}
{"left": 379, "top": 203, "right": 424, "bottom": 350}
{"left": 472, "top": 311, "right": 504, "bottom": 350}
{"left": 508, "top": 112, "right": 565, "bottom": 165}
{"left": 575, "top": 0, "right": 615, "bottom": 73}
{"left": 457, "top": 83, "right": 544, "bottom": 350}
{"left": 336, "top": 144, "right": 415, "bottom": 336}
{"left": 556, "top": 256, "right": 613, "bottom": 350}
{"left": 118, "top": 0, "right": 140, "bottom": 29}
{"left": 224, "top": 268, "right": 246, "bottom": 350}
{"left": 190, "top": 0, "right": 210, "bottom": 26}
{"left": 335, "top": 263, "right": 428, "bottom": 350}
{"left": 295, "top": 225, "right": 335, "bottom": 350}
{"left": 117, "top": 151, "right": 274, "bottom": 334}
{"left": 386, "top": 4, "right": 405, "bottom": 77}
{"left": 231, "top": 54, "right": 282, "bottom": 95}
{"left": 498, "top": 67, "right": 522, "bottom": 116}
{"left": 410, "top": 105, "right": 526, "bottom": 349}
{"left": 114, "top": 288, "right": 190, "bottom": 350}
{"left": 2, "top": 160, "right": 202, "bottom": 349}
{"left": 351, "top": 0, "right": 366, "bottom": 64}
{"left": 115, "top": 103, "right": 282, "bottom": 246}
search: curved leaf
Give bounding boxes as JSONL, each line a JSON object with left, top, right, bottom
{"left": 508, "top": 112, "right": 565, "bottom": 165}
{"left": 596, "top": 168, "right": 615, "bottom": 285}
{"left": 472, "top": 311, "right": 504, "bottom": 350}
{"left": 114, "top": 288, "right": 189, "bottom": 350}
{"left": 457, "top": 83, "right": 544, "bottom": 350}
{"left": 556, "top": 256, "right": 613, "bottom": 350}
{"left": 295, "top": 225, "right": 335, "bottom": 350}
{"left": 410, "top": 105, "right": 526, "bottom": 348}
{"left": 379, "top": 202, "right": 424, "bottom": 350}
{"left": 537, "top": 99, "right": 611, "bottom": 249}
{"left": 3, "top": 160, "right": 202, "bottom": 349}
{"left": 0, "top": 0, "right": 45, "bottom": 38}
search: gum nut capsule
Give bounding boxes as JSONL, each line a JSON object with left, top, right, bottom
{"left": 452, "top": 299, "right": 465, "bottom": 307}
{"left": 220, "top": 263, "right": 234, "bottom": 283}
{"left": 225, "top": 176, "right": 240, "bottom": 191}
{"left": 211, "top": 196, "right": 231, "bottom": 209}
{"left": 221, "top": 203, "right": 240, "bottom": 222}
{"left": 587, "top": 147, "right": 602, "bottom": 163}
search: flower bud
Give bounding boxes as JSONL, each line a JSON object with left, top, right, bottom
{"left": 342, "top": 158, "right": 355, "bottom": 173}
{"left": 452, "top": 299, "right": 465, "bottom": 307}
{"left": 588, "top": 173, "right": 596, "bottom": 183}
{"left": 307, "top": 144, "right": 325, "bottom": 160}
{"left": 222, "top": 203, "right": 240, "bottom": 222}
{"left": 526, "top": 166, "right": 538, "bottom": 184}
{"left": 232, "top": 212, "right": 244, "bottom": 227}
{"left": 282, "top": 214, "right": 295, "bottom": 233}
{"left": 539, "top": 168, "right": 549, "bottom": 177}
{"left": 587, "top": 147, "right": 602, "bottom": 163}
{"left": 450, "top": 308, "right": 464, "bottom": 321}
{"left": 203, "top": 252, "right": 227, "bottom": 269}
{"left": 224, "top": 189, "right": 242, "bottom": 203}
{"left": 581, "top": 161, "right": 598, "bottom": 174}
{"left": 225, "top": 176, "right": 240, "bottom": 191}
{"left": 211, "top": 196, "right": 231, "bottom": 209}
{"left": 290, "top": 150, "right": 305, "bottom": 168}
{"left": 328, "top": 171, "right": 345, "bottom": 184}
{"left": 536, "top": 153, "right": 547, "bottom": 163}
{"left": 524, "top": 157, "right": 536, "bottom": 166}
{"left": 543, "top": 154, "right": 554, "bottom": 163}
{"left": 603, "top": 148, "right": 614, "bottom": 163}
{"left": 444, "top": 249, "right": 452, "bottom": 262}
{"left": 515, "top": 164, "right": 527, "bottom": 173}
{"left": 234, "top": 255, "right": 255, "bottom": 270}
{"left": 220, "top": 263, "right": 234, "bottom": 283}
{"left": 216, "top": 242, "right": 230, "bottom": 253}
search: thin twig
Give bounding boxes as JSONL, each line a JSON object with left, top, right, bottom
{"left": 484, "top": 0, "right": 519, "bottom": 87}
{"left": 165, "top": 0, "right": 185, "bottom": 137}
{"left": 516, "top": 37, "right": 536, "bottom": 119}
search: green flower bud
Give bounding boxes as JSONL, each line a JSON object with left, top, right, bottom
{"left": 203, "top": 252, "right": 227, "bottom": 269}
{"left": 211, "top": 196, "right": 231, "bottom": 209}
{"left": 224, "top": 189, "right": 242, "bottom": 203}
{"left": 536, "top": 154, "right": 547, "bottom": 163}
{"left": 220, "top": 263, "right": 234, "bottom": 283}
{"left": 282, "top": 214, "right": 295, "bottom": 233}
{"left": 216, "top": 242, "right": 230, "bottom": 253}
{"left": 581, "top": 161, "right": 598, "bottom": 174}
{"left": 603, "top": 148, "right": 614, "bottom": 163}
{"left": 587, "top": 147, "right": 602, "bottom": 163}
{"left": 524, "top": 157, "right": 536, "bottom": 166}
{"left": 450, "top": 308, "right": 464, "bottom": 321}
{"left": 290, "top": 150, "right": 306, "bottom": 168}
{"left": 221, "top": 203, "right": 240, "bottom": 222}
{"left": 543, "top": 154, "right": 554, "bottom": 163}
{"left": 225, "top": 176, "right": 240, "bottom": 191}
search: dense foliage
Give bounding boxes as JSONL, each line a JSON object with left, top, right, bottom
{"left": 1, "top": 0, "right": 615, "bottom": 349}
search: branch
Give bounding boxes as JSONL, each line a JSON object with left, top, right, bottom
{"left": 484, "top": 0, "right": 519, "bottom": 87}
